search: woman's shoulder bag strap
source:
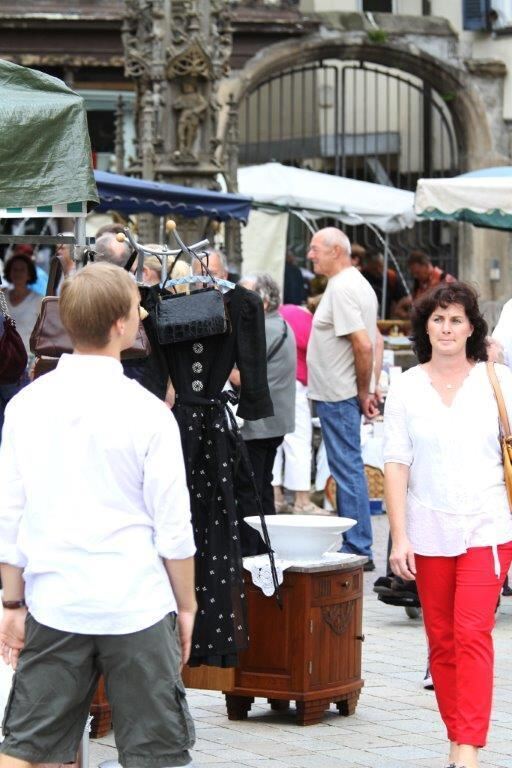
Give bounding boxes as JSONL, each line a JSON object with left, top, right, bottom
{"left": 267, "top": 319, "right": 288, "bottom": 363}
{"left": 486, "top": 361, "right": 511, "bottom": 437}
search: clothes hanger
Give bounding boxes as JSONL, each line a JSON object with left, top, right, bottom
{"left": 165, "top": 274, "right": 236, "bottom": 290}
{"left": 117, "top": 225, "right": 236, "bottom": 290}
{"left": 165, "top": 221, "right": 236, "bottom": 290}
{"left": 165, "top": 246, "right": 236, "bottom": 291}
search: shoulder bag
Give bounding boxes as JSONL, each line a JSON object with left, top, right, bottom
{"left": 486, "top": 361, "right": 512, "bottom": 510}
{"left": 30, "top": 251, "right": 151, "bottom": 361}
{"left": 0, "top": 282, "right": 28, "bottom": 384}
{"left": 30, "top": 296, "right": 150, "bottom": 361}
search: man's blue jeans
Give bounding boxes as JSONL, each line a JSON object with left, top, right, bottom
{"left": 316, "top": 397, "right": 373, "bottom": 559}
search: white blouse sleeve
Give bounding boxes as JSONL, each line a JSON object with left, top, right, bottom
{"left": 383, "top": 378, "right": 413, "bottom": 466}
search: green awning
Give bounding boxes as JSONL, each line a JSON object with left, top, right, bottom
{"left": 418, "top": 207, "right": 512, "bottom": 231}
{"left": 415, "top": 172, "right": 512, "bottom": 231}
{"left": 0, "top": 59, "right": 98, "bottom": 211}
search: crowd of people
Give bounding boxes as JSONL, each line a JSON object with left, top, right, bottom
{"left": 284, "top": 240, "right": 456, "bottom": 320}
{"left": 0, "top": 222, "right": 509, "bottom": 768}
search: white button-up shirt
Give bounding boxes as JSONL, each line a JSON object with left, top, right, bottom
{"left": 383, "top": 362, "right": 512, "bottom": 575}
{"left": 0, "top": 354, "right": 195, "bottom": 635}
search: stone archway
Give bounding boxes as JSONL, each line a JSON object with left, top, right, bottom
{"left": 219, "top": 32, "right": 500, "bottom": 175}
{"left": 218, "top": 29, "right": 512, "bottom": 298}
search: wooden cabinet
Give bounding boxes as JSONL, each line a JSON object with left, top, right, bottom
{"left": 224, "top": 559, "right": 365, "bottom": 725}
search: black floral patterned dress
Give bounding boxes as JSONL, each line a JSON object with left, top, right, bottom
{"left": 144, "top": 285, "right": 274, "bottom": 667}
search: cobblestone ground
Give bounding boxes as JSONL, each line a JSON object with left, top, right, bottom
{"left": 2, "top": 514, "right": 512, "bottom": 768}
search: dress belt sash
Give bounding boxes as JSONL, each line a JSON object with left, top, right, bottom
{"left": 174, "top": 390, "right": 281, "bottom": 601}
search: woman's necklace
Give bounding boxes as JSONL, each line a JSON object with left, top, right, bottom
{"left": 426, "top": 362, "right": 474, "bottom": 391}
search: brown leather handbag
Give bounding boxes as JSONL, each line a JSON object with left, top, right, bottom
{"left": 487, "top": 362, "right": 512, "bottom": 511}
{"left": 30, "top": 296, "right": 69, "bottom": 358}
{"left": 30, "top": 296, "right": 151, "bottom": 361}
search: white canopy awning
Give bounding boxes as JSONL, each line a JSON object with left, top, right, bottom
{"left": 415, "top": 168, "right": 512, "bottom": 230}
{"left": 238, "top": 162, "right": 416, "bottom": 233}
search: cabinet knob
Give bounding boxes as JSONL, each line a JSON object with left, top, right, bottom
{"left": 356, "top": 634, "right": 365, "bottom": 642}
{"left": 341, "top": 581, "right": 350, "bottom": 588}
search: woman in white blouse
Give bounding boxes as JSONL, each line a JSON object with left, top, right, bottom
{"left": 384, "top": 282, "right": 512, "bottom": 768}
{"left": 3, "top": 252, "right": 42, "bottom": 355}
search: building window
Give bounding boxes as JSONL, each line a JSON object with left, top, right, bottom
{"left": 362, "top": 0, "right": 393, "bottom": 11}
{"left": 462, "top": 0, "right": 491, "bottom": 30}
{"left": 491, "top": 0, "right": 512, "bottom": 31}
{"left": 87, "top": 110, "right": 115, "bottom": 154}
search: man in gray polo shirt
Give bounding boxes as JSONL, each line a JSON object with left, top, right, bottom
{"left": 307, "top": 228, "right": 378, "bottom": 568}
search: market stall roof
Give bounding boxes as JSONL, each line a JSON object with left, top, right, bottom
{"left": 237, "top": 162, "right": 416, "bottom": 233}
{"left": 0, "top": 59, "right": 98, "bottom": 214}
{"left": 94, "top": 171, "right": 253, "bottom": 223}
{"left": 415, "top": 167, "right": 512, "bottom": 230}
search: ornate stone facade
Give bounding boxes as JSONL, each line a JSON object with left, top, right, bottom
{"left": 0, "top": 4, "right": 511, "bottom": 292}
{"left": 122, "top": 0, "right": 233, "bottom": 187}
{"left": 222, "top": 12, "right": 511, "bottom": 298}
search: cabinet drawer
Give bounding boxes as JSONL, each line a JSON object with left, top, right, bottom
{"left": 312, "top": 569, "right": 361, "bottom": 604}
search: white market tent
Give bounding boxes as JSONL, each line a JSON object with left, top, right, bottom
{"left": 237, "top": 162, "right": 415, "bottom": 309}
{"left": 238, "top": 162, "right": 416, "bottom": 234}
{"left": 415, "top": 167, "right": 512, "bottom": 231}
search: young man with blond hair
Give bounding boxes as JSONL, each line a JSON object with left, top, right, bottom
{"left": 0, "top": 262, "right": 197, "bottom": 768}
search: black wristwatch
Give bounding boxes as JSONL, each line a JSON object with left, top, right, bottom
{"left": 1, "top": 599, "right": 26, "bottom": 610}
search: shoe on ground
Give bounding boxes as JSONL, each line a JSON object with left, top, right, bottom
{"left": 390, "top": 576, "right": 419, "bottom": 597}
{"left": 423, "top": 666, "right": 434, "bottom": 690}
{"left": 275, "top": 500, "right": 293, "bottom": 514}
{"left": 293, "top": 502, "right": 331, "bottom": 515}
{"left": 378, "top": 590, "right": 421, "bottom": 608}
{"left": 363, "top": 559, "right": 376, "bottom": 572}
{"left": 373, "top": 575, "right": 393, "bottom": 594}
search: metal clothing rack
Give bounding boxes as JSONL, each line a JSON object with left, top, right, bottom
{"left": 120, "top": 225, "right": 210, "bottom": 286}
{"left": 0, "top": 219, "right": 94, "bottom": 265}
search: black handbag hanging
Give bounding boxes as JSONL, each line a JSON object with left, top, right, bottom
{"left": 155, "top": 249, "right": 228, "bottom": 345}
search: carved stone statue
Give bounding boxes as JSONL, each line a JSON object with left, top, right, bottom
{"left": 121, "top": 0, "right": 236, "bottom": 244}
{"left": 173, "top": 80, "right": 208, "bottom": 162}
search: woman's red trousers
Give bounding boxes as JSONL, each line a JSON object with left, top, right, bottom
{"left": 415, "top": 542, "right": 512, "bottom": 747}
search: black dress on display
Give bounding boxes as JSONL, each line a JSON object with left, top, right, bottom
{"left": 144, "top": 284, "right": 274, "bottom": 667}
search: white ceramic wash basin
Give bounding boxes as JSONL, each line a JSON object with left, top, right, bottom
{"left": 244, "top": 514, "right": 356, "bottom": 561}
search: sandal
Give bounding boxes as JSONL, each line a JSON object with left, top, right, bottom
{"left": 293, "top": 502, "right": 331, "bottom": 516}
{"left": 275, "top": 500, "right": 293, "bottom": 514}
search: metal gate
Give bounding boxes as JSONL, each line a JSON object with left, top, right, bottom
{"left": 238, "top": 59, "right": 459, "bottom": 277}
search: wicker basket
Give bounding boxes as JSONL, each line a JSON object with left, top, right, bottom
{"left": 324, "top": 465, "right": 384, "bottom": 511}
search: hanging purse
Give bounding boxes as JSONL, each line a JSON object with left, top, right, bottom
{"left": 30, "top": 296, "right": 151, "bottom": 361}
{"left": 155, "top": 251, "right": 227, "bottom": 345}
{"left": 486, "top": 362, "right": 512, "bottom": 511}
{"left": 30, "top": 246, "right": 150, "bottom": 363}
{"left": 30, "top": 296, "right": 70, "bottom": 358}
{"left": 155, "top": 287, "right": 227, "bottom": 344}
{"left": 0, "top": 281, "right": 28, "bottom": 385}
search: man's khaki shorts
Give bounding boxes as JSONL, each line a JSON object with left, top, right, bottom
{"left": 0, "top": 612, "right": 195, "bottom": 768}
